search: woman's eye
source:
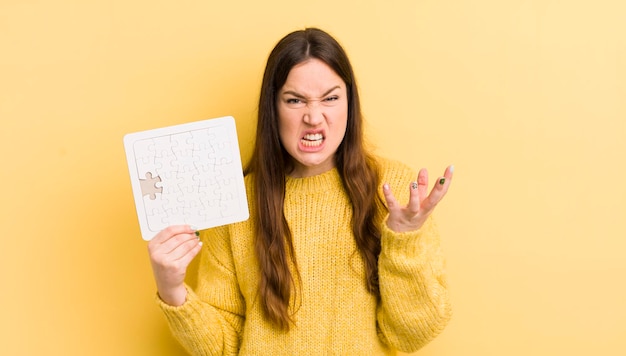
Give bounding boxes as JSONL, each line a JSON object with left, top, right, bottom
{"left": 324, "top": 96, "right": 339, "bottom": 102}
{"left": 286, "top": 98, "right": 301, "bottom": 104}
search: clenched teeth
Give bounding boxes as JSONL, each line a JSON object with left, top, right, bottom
{"left": 302, "top": 133, "right": 324, "bottom": 147}
{"left": 303, "top": 133, "right": 323, "bottom": 141}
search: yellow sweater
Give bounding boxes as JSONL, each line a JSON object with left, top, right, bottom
{"left": 158, "top": 158, "right": 452, "bottom": 355}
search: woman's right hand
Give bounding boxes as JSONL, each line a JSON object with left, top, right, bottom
{"left": 147, "top": 225, "right": 203, "bottom": 306}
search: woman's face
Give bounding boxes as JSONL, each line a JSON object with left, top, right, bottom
{"left": 277, "top": 58, "right": 348, "bottom": 178}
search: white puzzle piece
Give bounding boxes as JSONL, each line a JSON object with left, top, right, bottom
{"left": 123, "top": 116, "right": 249, "bottom": 240}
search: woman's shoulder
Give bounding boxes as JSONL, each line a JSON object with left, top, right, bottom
{"left": 370, "top": 155, "right": 416, "bottom": 207}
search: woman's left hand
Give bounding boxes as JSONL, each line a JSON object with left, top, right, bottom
{"left": 383, "top": 165, "right": 454, "bottom": 233}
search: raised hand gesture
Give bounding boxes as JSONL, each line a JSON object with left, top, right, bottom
{"left": 383, "top": 165, "right": 454, "bottom": 233}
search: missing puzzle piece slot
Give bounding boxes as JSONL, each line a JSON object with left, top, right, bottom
{"left": 139, "top": 171, "right": 163, "bottom": 200}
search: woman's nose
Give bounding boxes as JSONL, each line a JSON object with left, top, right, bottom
{"left": 303, "top": 101, "right": 324, "bottom": 126}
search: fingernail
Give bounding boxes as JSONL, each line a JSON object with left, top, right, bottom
{"left": 195, "top": 231, "right": 200, "bottom": 237}
{"left": 383, "top": 183, "right": 390, "bottom": 191}
{"left": 449, "top": 165, "right": 455, "bottom": 173}
{"left": 411, "top": 182, "right": 418, "bottom": 190}
{"left": 439, "top": 178, "right": 446, "bottom": 185}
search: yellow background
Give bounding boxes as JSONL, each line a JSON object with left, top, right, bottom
{"left": 1, "top": 1, "right": 624, "bottom": 355}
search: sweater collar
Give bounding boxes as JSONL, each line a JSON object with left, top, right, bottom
{"left": 285, "top": 168, "right": 342, "bottom": 194}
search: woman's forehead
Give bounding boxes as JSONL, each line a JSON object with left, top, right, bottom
{"left": 280, "top": 59, "right": 345, "bottom": 96}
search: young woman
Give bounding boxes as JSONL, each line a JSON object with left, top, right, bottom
{"left": 148, "top": 28, "right": 454, "bottom": 355}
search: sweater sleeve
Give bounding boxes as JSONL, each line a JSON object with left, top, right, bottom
{"left": 376, "top": 215, "right": 452, "bottom": 352}
{"left": 156, "top": 225, "right": 244, "bottom": 356}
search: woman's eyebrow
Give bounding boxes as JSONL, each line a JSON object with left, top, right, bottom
{"left": 281, "top": 85, "right": 341, "bottom": 98}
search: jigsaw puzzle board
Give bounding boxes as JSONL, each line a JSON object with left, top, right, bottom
{"left": 123, "top": 116, "right": 249, "bottom": 240}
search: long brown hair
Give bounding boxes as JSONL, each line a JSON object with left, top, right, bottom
{"left": 244, "top": 28, "right": 381, "bottom": 330}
